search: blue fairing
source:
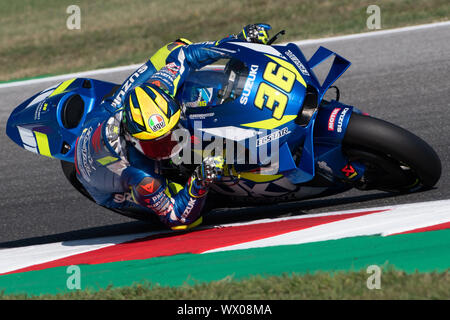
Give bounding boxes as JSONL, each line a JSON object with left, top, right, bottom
{"left": 6, "top": 78, "right": 117, "bottom": 162}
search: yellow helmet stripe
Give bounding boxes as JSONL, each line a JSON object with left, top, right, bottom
{"left": 147, "top": 86, "right": 169, "bottom": 115}
{"left": 129, "top": 94, "right": 145, "bottom": 127}
{"left": 135, "top": 87, "right": 165, "bottom": 132}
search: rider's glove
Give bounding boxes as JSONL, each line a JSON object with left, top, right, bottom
{"left": 238, "top": 23, "right": 272, "bottom": 45}
{"left": 194, "top": 155, "right": 225, "bottom": 187}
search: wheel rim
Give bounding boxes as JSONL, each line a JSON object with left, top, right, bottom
{"left": 345, "top": 148, "right": 419, "bottom": 192}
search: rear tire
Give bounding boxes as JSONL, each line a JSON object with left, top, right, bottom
{"left": 343, "top": 113, "right": 441, "bottom": 192}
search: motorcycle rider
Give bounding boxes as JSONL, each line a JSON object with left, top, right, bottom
{"left": 75, "top": 24, "right": 272, "bottom": 230}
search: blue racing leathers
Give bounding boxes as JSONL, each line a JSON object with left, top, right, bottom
{"left": 74, "top": 38, "right": 232, "bottom": 229}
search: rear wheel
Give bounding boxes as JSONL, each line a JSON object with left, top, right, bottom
{"left": 343, "top": 113, "right": 441, "bottom": 192}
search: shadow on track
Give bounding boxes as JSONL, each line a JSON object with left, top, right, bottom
{"left": 203, "top": 191, "right": 398, "bottom": 225}
{"left": 0, "top": 191, "right": 398, "bottom": 249}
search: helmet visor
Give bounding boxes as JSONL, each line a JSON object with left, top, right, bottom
{"left": 134, "top": 131, "right": 183, "bottom": 161}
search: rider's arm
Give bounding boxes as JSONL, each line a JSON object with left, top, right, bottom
{"left": 120, "top": 171, "right": 203, "bottom": 229}
{"left": 148, "top": 24, "right": 272, "bottom": 98}
{"left": 126, "top": 170, "right": 207, "bottom": 229}
{"left": 146, "top": 40, "right": 232, "bottom": 98}
{"left": 120, "top": 156, "right": 224, "bottom": 229}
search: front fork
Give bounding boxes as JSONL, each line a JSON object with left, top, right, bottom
{"left": 313, "top": 100, "right": 366, "bottom": 185}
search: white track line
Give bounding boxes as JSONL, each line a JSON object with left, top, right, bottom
{"left": 204, "top": 199, "right": 450, "bottom": 253}
{"left": 0, "top": 64, "right": 142, "bottom": 89}
{"left": 0, "top": 20, "right": 448, "bottom": 89}
{"left": 289, "top": 20, "right": 450, "bottom": 45}
{"left": 0, "top": 232, "right": 158, "bottom": 275}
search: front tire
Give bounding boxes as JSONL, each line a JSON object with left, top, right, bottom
{"left": 343, "top": 113, "right": 441, "bottom": 192}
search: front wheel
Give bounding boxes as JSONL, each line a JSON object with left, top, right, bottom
{"left": 343, "top": 113, "right": 441, "bottom": 192}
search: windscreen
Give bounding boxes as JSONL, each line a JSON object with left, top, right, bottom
{"left": 178, "top": 58, "right": 249, "bottom": 109}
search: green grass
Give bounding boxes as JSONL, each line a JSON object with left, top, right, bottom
{"left": 1, "top": 269, "right": 449, "bottom": 300}
{"left": 0, "top": 0, "right": 449, "bottom": 81}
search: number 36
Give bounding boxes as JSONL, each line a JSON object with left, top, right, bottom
{"left": 254, "top": 62, "right": 296, "bottom": 120}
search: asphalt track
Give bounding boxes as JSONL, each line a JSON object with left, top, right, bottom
{"left": 0, "top": 23, "right": 449, "bottom": 247}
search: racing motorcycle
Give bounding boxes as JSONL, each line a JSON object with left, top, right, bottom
{"left": 6, "top": 31, "right": 442, "bottom": 221}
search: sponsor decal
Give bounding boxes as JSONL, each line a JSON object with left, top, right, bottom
{"left": 140, "top": 181, "right": 155, "bottom": 194}
{"left": 240, "top": 65, "right": 259, "bottom": 105}
{"left": 156, "top": 199, "right": 175, "bottom": 216}
{"left": 256, "top": 127, "right": 290, "bottom": 147}
{"left": 285, "top": 50, "right": 310, "bottom": 76}
{"left": 137, "top": 177, "right": 160, "bottom": 195}
{"left": 111, "top": 64, "right": 148, "bottom": 107}
{"left": 153, "top": 63, "right": 182, "bottom": 84}
{"left": 34, "top": 102, "right": 50, "bottom": 121}
{"left": 328, "top": 108, "right": 340, "bottom": 131}
{"left": 150, "top": 80, "right": 162, "bottom": 87}
{"left": 341, "top": 163, "right": 357, "bottom": 179}
{"left": 337, "top": 107, "right": 350, "bottom": 133}
{"left": 198, "top": 88, "right": 213, "bottom": 106}
{"left": 77, "top": 127, "right": 96, "bottom": 182}
{"left": 151, "top": 190, "right": 165, "bottom": 203}
{"left": 188, "top": 112, "right": 215, "bottom": 120}
{"left": 113, "top": 192, "right": 133, "bottom": 203}
{"left": 183, "top": 101, "right": 199, "bottom": 108}
{"left": 149, "top": 114, "right": 166, "bottom": 132}
{"left": 146, "top": 190, "right": 174, "bottom": 216}
{"left": 181, "top": 198, "right": 197, "bottom": 222}
{"left": 166, "top": 62, "right": 181, "bottom": 75}
{"left": 155, "top": 71, "right": 176, "bottom": 81}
